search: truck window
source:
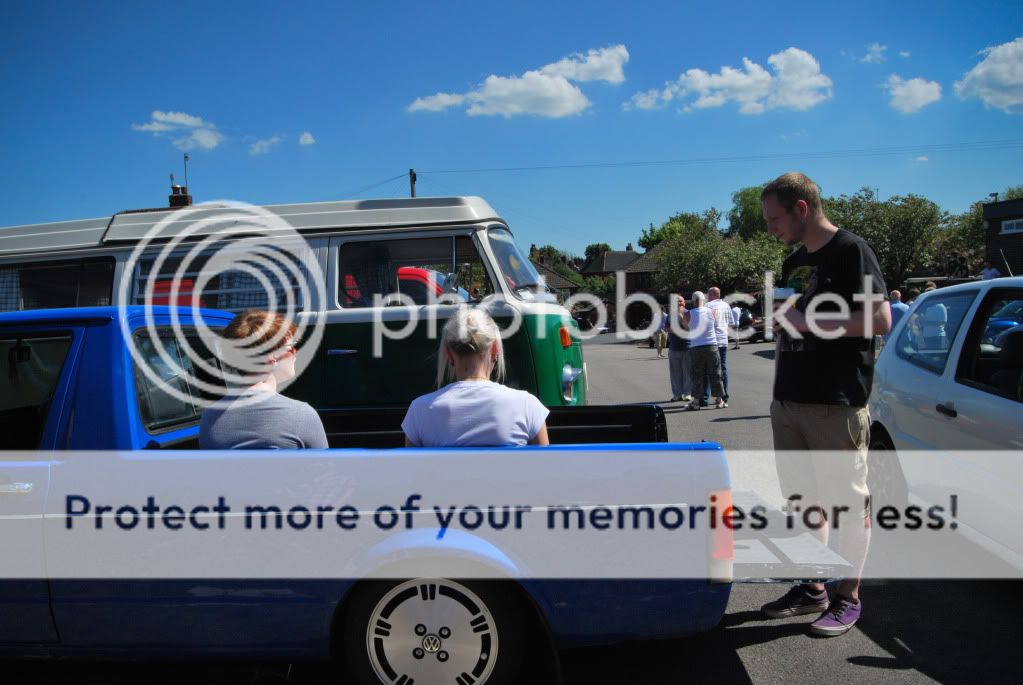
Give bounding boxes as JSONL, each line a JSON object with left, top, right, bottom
{"left": 0, "top": 258, "right": 113, "bottom": 312}
{"left": 0, "top": 335, "right": 73, "bottom": 448}
{"left": 134, "top": 330, "right": 225, "bottom": 432}
{"left": 338, "top": 236, "right": 493, "bottom": 307}
{"left": 487, "top": 228, "right": 551, "bottom": 301}
{"left": 133, "top": 249, "right": 305, "bottom": 313}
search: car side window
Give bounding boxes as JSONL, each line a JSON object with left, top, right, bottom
{"left": 337, "top": 236, "right": 493, "bottom": 308}
{"left": 894, "top": 291, "right": 977, "bottom": 375}
{"left": 0, "top": 334, "right": 74, "bottom": 448}
{"left": 134, "top": 329, "right": 225, "bottom": 432}
{"left": 956, "top": 289, "right": 1023, "bottom": 403}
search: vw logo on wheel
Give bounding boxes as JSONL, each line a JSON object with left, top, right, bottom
{"left": 421, "top": 634, "right": 442, "bottom": 653}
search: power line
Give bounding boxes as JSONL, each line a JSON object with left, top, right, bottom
{"left": 341, "top": 172, "right": 409, "bottom": 198}
{"left": 418, "top": 139, "right": 1023, "bottom": 175}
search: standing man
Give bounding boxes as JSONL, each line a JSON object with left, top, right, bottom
{"left": 667, "top": 295, "right": 692, "bottom": 402}
{"left": 705, "top": 287, "right": 736, "bottom": 403}
{"left": 731, "top": 303, "right": 743, "bottom": 350}
{"left": 759, "top": 172, "right": 891, "bottom": 637}
{"left": 655, "top": 306, "right": 669, "bottom": 358}
{"left": 888, "top": 289, "right": 909, "bottom": 340}
{"left": 681, "top": 291, "right": 726, "bottom": 410}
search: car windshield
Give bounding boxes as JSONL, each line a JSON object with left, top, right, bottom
{"left": 487, "top": 227, "right": 555, "bottom": 301}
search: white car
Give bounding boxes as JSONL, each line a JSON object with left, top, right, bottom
{"left": 868, "top": 276, "right": 1023, "bottom": 565}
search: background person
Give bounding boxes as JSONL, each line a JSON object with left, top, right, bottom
{"left": 199, "top": 310, "right": 328, "bottom": 449}
{"left": 888, "top": 289, "right": 909, "bottom": 340}
{"left": 681, "top": 291, "right": 726, "bottom": 410}
{"left": 980, "top": 260, "right": 1001, "bottom": 280}
{"left": 760, "top": 172, "right": 890, "bottom": 638}
{"left": 704, "top": 286, "right": 736, "bottom": 403}
{"left": 402, "top": 308, "right": 549, "bottom": 447}
{"left": 655, "top": 305, "right": 669, "bottom": 358}
{"left": 667, "top": 295, "right": 692, "bottom": 402}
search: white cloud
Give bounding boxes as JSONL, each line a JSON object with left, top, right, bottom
{"left": 914, "top": 156, "right": 929, "bottom": 162}
{"left": 408, "top": 92, "right": 468, "bottom": 112}
{"left": 900, "top": 51, "right": 911, "bottom": 58}
{"left": 626, "top": 47, "right": 831, "bottom": 115}
{"left": 861, "top": 43, "right": 888, "bottom": 64}
{"left": 249, "top": 135, "right": 283, "bottom": 155}
{"left": 298, "top": 131, "right": 316, "bottom": 146}
{"left": 887, "top": 75, "right": 942, "bottom": 113}
{"left": 174, "top": 128, "right": 225, "bottom": 151}
{"left": 539, "top": 45, "right": 629, "bottom": 84}
{"left": 132, "top": 110, "right": 224, "bottom": 150}
{"left": 954, "top": 37, "right": 1023, "bottom": 114}
{"left": 408, "top": 45, "right": 628, "bottom": 118}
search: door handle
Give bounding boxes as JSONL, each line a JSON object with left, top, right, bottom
{"left": 0, "top": 482, "right": 33, "bottom": 494}
{"left": 327, "top": 349, "right": 358, "bottom": 356}
{"left": 935, "top": 403, "right": 957, "bottom": 419}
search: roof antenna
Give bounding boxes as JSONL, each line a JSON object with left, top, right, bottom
{"left": 183, "top": 153, "right": 190, "bottom": 189}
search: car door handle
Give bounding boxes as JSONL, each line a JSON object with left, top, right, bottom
{"left": 935, "top": 403, "right": 958, "bottom": 419}
{"left": 327, "top": 349, "right": 358, "bottom": 356}
{"left": 0, "top": 482, "right": 33, "bottom": 494}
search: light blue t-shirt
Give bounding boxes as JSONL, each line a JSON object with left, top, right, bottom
{"left": 402, "top": 381, "right": 549, "bottom": 447}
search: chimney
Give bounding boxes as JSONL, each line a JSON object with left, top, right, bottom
{"left": 626, "top": 242, "right": 633, "bottom": 251}
{"left": 169, "top": 184, "right": 193, "bottom": 208}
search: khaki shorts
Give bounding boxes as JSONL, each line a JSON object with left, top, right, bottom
{"left": 770, "top": 400, "right": 870, "bottom": 519}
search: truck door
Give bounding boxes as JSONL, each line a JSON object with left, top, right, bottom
{"left": 0, "top": 331, "right": 78, "bottom": 643}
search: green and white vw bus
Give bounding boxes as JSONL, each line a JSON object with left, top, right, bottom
{"left": 0, "top": 196, "right": 586, "bottom": 408}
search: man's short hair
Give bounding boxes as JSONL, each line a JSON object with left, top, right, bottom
{"left": 692, "top": 290, "right": 706, "bottom": 304}
{"left": 761, "top": 172, "right": 823, "bottom": 217}
{"left": 890, "top": 289, "right": 902, "bottom": 301}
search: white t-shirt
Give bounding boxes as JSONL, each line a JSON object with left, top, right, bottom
{"left": 402, "top": 381, "right": 550, "bottom": 447}
{"left": 685, "top": 307, "right": 719, "bottom": 348}
{"left": 706, "top": 299, "right": 734, "bottom": 347}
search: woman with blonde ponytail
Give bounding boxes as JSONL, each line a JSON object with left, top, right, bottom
{"left": 402, "top": 308, "right": 550, "bottom": 447}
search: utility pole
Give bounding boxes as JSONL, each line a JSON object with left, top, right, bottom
{"left": 409, "top": 168, "right": 417, "bottom": 198}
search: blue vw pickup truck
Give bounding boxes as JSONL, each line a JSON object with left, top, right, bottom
{"left": 0, "top": 306, "right": 832, "bottom": 684}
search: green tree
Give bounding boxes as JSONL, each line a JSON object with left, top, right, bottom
{"left": 639, "top": 209, "right": 722, "bottom": 249}
{"left": 580, "top": 274, "right": 616, "bottom": 300}
{"left": 552, "top": 261, "right": 584, "bottom": 287}
{"left": 653, "top": 222, "right": 785, "bottom": 294}
{"left": 726, "top": 185, "right": 768, "bottom": 239}
{"left": 584, "top": 243, "right": 612, "bottom": 263}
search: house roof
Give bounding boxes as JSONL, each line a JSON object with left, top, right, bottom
{"left": 580, "top": 249, "right": 641, "bottom": 275}
{"left": 531, "top": 260, "right": 579, "bottom": 291}
{"left": 625, "top": 242, "right": 668, "bottom": 273}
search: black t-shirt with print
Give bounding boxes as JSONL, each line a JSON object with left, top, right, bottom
{"left": 773, "top": 228, "right": 888, "bottom": 406}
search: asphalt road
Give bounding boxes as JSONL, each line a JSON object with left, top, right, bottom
{"left": 4, "top": 337, "right": 1016, "bottom": 683}
{"left": 560, "top": 335, "right": 1017, "bottom": 683}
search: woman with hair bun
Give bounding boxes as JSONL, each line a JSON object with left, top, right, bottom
{"left": 199, "top": 309, "right": 328, "bottom": 449}
{"left": 402, "top": 308, "right": 550, "bottom": 447}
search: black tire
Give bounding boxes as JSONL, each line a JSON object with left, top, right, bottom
{"left": 342, "top": 579, "right": 524, "bottom": 685}
{"left": 867, "top": 431, "right": 908, "bottom": 511}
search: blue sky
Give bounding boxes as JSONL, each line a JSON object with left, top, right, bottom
{"left": 2, "top": 0, "right": 1021, "bottom": 256}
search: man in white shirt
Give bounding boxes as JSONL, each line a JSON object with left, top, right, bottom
{"left": 705, "top": 287, "right": 737, "bottom": 403}
{"left": 682, "top": 291, "right": 726, "bottom": 410}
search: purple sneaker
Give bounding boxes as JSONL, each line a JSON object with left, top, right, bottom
{"left": 761, "top": 585, "right": 829, "bottom": 618}
{"left": 810, "top": 597, "right": 862, "bottom": 637}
